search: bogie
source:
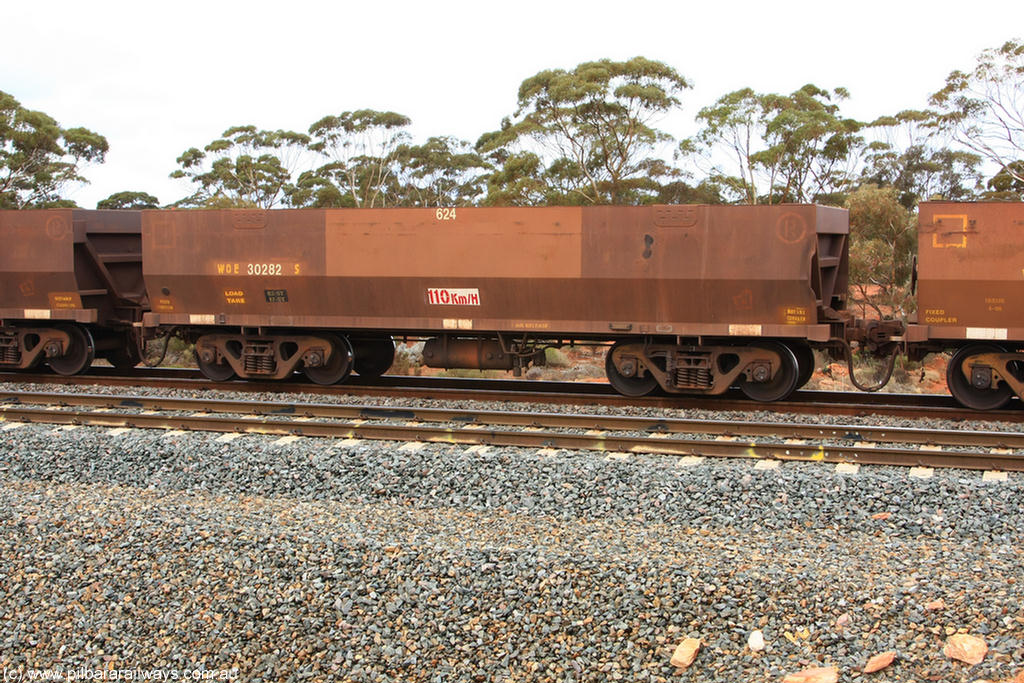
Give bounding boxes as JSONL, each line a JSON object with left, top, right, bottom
{"left": 604, "top": 340, "right": 803, "bottom": 401}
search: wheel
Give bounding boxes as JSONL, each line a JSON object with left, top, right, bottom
{"left": 351, "top": 336, "right": 395, "bottom": 377}
{"left": 947, "top": 344, "right": 1013, "bottom": 410}
{"left": 48, "top": 325, "right": 95, "bottom": 376}
{"left": 304, "top": 335, "right": 353, "bottom": 385}
{"left": 195, "top": 347, "right": 235, "bottom": 381}
{"left": 605, "top": 343, "right": 659, "bottom": 397}
{"left": 789, "top": 342, "right": 815, "bottom": 389}
{"left": 740, "top": 342, "right": 800, "bottom": 402}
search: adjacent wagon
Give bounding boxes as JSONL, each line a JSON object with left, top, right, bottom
{"left": 908, "top": 201, "right": 1024, "bottom": 409}
{"left": 0, "top": 209, "right": 146, "bottom": 374}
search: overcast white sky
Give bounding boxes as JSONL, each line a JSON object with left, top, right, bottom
{"left": 4, "top": 0, "right": 1021, "bottom": 208}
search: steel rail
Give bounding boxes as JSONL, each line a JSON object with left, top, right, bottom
{"left": 0, "top": 367, "right": 962, "bottom": 403}
{"left": 2, "top": 390, "right": 1022, "bottom": 450}
{"left": 1, "top": 369, "right": 1021, "bottom": 421}
{"left": 1, "top": 395, "right": 1021, "bottom": 472}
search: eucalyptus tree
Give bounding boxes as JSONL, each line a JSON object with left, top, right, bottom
{"left": 860, "top": 110, "right": 981, "bottom": 208}
{"left": 1, "top": 90, "right": 108, "bottom": 208}
{"left": 688, "top": 87, "right": 763, "bottom": 203}
{"left": 763, "top": 85, "right": 863, "bottom": 205}
{"left": 930, "top": 39, "right": 1024, "bottom": 187}
{"left": 392, "top": 136, "right": 489, "bottom": 207}
{"left": 171, "top": 126, "right": 310, "bottom": 208}
{"left": 479, "top": 151, "right": 551, "bottom": 206}
{"left": 846, "top": 185, "right": 917, "bottom": 319}
{"left": 689, "top": 85, "right": 862, "bottom": 205}
{"left": 985, "top": 160, "right": 1024, "bottom": 199}
{"left": 97, "top": 191, "right": 160, "bottom": 209}
{"left": 290, "top": 110, "right": 412, "bottom": 208}
{"left": 477, "top": 57, "right": 691, "bottom": 205}
{"left": 652, "top": 177, "right": 725, "bottom": 205}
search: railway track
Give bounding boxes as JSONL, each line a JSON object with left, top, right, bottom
{"left": 1, "top": 368, "right": 1022, "bottom": 421}
{"left": 1, "top": 389, "right": 1021, "bottom": 472}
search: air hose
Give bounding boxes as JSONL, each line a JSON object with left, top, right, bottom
{"left": 831, "top": 337, "right": 899, "bottom": 393}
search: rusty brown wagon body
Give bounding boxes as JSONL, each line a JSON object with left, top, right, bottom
{"left": 141, "top": 204, "right": 852, "bottom": 398}
{"left": 143, "top": 205, "right": 848, "bottom": 338}
{"left": 0, "top": 209, "right": 146, "bottom": 374}
{"left": 907, "top": 201, "right": 1024, "bottom": 409}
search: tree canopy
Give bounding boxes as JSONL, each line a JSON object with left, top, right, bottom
{"left": 930, "top": 39, "right": 1024, "bottom": 187}
{"left": 392, "top": 136, "right": 489, "bottom": 207}
{"left": 4, "top": 40, "right": 1020, "bottom": 218}
{"left": 859, "top": 110, "right": 981, "bottom": 208}
{"left": 0, "top": 90, "right": 108, "bottom": 209}
{"left": 689, "top": 85, "right": 862, "bottom": 204}
{"left": 97, "top": 190, "right": 160, "bottom": 209}
{"left": 846, "top": 185, "right": 917, "bottom": 319}
{"left": 985, "top": 160, "right": 1024, "bottom": 200}
{"left": 291, "top": 110, "right": 413, "bottom": 208}
{"left": 170, "top": 126, "right": 310, "bottom": 208}
{"left": 477, "top": 57, "right": 691, "bottom": 205}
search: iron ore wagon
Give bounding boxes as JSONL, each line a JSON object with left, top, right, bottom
{"left": 0, "top": 209, "right": 146, "bottom": 374}
{"left": 138, "top": 204, "right": 860, "bottom": 401}
{"left": 908, "top": 202, "right": 1024, "bottom": 409}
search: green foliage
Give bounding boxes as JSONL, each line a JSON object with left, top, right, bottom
{"left": 287, "top": 169, "right": 353, "bottom": 208}
{"left": 479, "top": 151, "right": 550, "bottom": 206}
{"left": 846, "top": 185, "right": 917, "bottom": 318}
{"left": 544, "top": 347, "right": 571, "bottom": 368}
{"left": 652, "top": 178, "right": 725, "bottom": 204}
{"left": 477, "top": 57, "right": 691, "bottom": 205}
{"left": 688, "top": 85, "right": 862, "bottom": 205}
{"left": 97, "top": 190, "right": 160, "bottom": 209}
{"left": 983, "top": 160, "right": 1024, "bottom": 200}
{"left": 392, "top": 136, "right": 489, "bottom": 207}
{"left": 0, "top": 90, "right": 108, "bottom": 209}
{"left": 290, "top": 110, "right": 412, "bottom": 208}
{"left": 291, "top": 114, "right": 488, "bottom": 208}
{"left": 860, "top": 110, "right": 981, "bottom": 208}
{"left": 170, "top": 125, "right": 309, "bottom": 208}
{"left": 930, "top": 39, "right": 1024, "bottom": 187}
{"left": 142, "top": 336, "right": 194, "bottom": 368}
{"left": 688, "top": 87, "right": 763, "bottom": 203}
{"left": 14, "top": 48, "right": 1011, "bottom": 214}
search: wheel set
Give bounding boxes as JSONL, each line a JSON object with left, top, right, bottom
{"left": 191, "top": 333, "right": 396, "bottom": 385}
{"left": 47, "top": 325, "right": 96, "bottom": 377}
{"left": 946, "top": 344, "right": 1021, "bottom": 411}
{"left": 604, "top": 340, "right": 804, "bottom": 402}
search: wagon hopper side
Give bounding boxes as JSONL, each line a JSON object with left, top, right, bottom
{"left": 0, "top": 209, "right": 147, "bottom": 374}
{"left": 908, "top": 201, "right": 1024, "bottom": 409}
{"left": 141, "top": 205, "right": 854, "bottom": 399}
